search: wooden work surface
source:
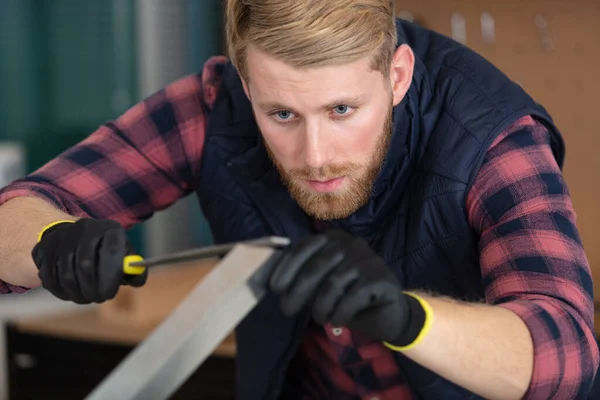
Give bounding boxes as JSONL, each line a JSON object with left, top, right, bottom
{"left": 11, "top": 308, "right": 236, "bottom": 358}
{"left": 9, "top": 257, "right": 239, "bottom": 360}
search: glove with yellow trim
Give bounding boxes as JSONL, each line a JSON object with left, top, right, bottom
{"left": 269, "top": 230, "right": 431, "bottom": 350}
{"left": 32, "top": 218, "right": 147, "bottom": 304}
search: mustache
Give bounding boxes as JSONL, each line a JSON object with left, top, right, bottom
{"left": 287, "top": 163, "right": 360, "bottom": 180}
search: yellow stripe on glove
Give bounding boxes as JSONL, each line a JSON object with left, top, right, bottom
{"left": 384, "top": 292, "right": 434, "bottom": 352}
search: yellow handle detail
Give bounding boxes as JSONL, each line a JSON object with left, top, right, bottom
{"left": 123, "top": 255, "right": 146, "bottom": 275}
{"left": 383, "top": 291, "right": 434, "bottom": 352}
{"left": 37, "top": 220, "right": 76, "bottom": 243}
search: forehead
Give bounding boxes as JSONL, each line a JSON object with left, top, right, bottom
{"left": 245, "top": 45, "right": 384, "bottom": 104}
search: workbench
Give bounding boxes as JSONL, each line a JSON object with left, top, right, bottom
{"left": 5, "top": 296, "right": 236, "bottom": 399}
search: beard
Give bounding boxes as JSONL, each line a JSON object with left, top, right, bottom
{"left": 264, "top": 101, "right": 393, "bottom": 220}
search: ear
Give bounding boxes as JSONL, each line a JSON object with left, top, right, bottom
{"left": 241, "top": 78, "right": 251, "bottom": 100}
{"left": 389, "top": 44, "right": 415, "bottom": 106}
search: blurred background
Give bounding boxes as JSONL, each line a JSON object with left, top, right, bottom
{"left": 0, "top": 0, "right": 599, "bottom": 399}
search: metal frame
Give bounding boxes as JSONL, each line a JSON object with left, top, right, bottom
{"left": 85, "top": 243, "right": 281, "bottom": 400}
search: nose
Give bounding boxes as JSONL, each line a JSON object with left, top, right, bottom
{"left": 302, "top": 118, "right": 331, "bottom": 169}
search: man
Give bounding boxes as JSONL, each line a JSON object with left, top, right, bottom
{"left": 0, "top": 1, "right": 597, "bottom": 399}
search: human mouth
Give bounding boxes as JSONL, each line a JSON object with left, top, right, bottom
{"left": 306, "top": 177, "right": 345, "bottom": 193}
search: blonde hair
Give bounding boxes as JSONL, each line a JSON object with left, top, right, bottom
{"left": 225, "top": 0, "right": 398, "bottom": 81}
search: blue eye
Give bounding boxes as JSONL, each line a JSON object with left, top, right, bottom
{"left": 276, "top": 110, "right": 292, "bottom": 120}
{"left": 334, "top": 105, "right": 349, "bottom": 114}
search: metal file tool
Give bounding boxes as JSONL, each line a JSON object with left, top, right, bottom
{"left": 85, "top": 237, "right": 290, "bottom": 400}
{"left": 128, "top": 236, "right": 291, "bottom": 268}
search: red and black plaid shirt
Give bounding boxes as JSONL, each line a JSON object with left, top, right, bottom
{"left": 0, "top": 56, "right": 597, "bottom": 398}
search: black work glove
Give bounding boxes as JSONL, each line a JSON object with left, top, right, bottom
{"left": 32, "top": 218, "right": 147, "bottom": 304}
{"left": 269, "top": 230, "right": 426, "bottom": 346}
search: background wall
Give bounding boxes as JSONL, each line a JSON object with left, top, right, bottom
{"left": 395, "top": 0, "right": 600, "bottom": 302}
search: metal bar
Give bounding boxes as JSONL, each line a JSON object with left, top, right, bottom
{"left": 129, "top": 236, "right": 290, "bottom": 268}
{"left": 85, "top": 243, "right": 281, "bottom": 400}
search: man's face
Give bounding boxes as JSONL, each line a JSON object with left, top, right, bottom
{"left": 243, "top": 46, "right": 407, "bottom": 220}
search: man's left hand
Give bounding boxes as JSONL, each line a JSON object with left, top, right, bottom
{"left": 269, "top": 230, "right": 419, "bottom": 344}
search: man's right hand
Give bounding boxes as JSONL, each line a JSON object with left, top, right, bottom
{"left": 31, "top": 218, "right": 147, "bottom": 304}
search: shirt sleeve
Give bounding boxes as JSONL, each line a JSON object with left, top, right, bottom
{"left": 0, "top": 55, "right": 229, "bottom": 294}
{"left": 466, "top": 115, "right": 599, "bottom": 398}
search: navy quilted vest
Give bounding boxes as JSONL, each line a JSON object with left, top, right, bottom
{"left": 196, "top": 19, "right": 564, "bottom": 399}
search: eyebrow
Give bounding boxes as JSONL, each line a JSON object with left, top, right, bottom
{"left": 257, "top": 95, "right": 367, "bottom": 113}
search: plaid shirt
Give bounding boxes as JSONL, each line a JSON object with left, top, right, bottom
{"left": 0, "top": 56, "right": 597, "bottom": 398}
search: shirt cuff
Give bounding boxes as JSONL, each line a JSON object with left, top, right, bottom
{"left": 0, "top": 282, "right": 31, "bottom": 294}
